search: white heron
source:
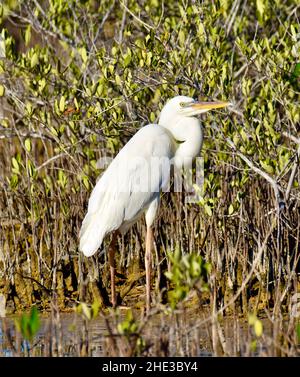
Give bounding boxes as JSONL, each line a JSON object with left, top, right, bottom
{"left": 79, "top": 96, "right": 229, "bottom": 312}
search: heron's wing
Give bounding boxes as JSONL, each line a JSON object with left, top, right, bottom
{"left": 79, "top": 124, "right": 174, "bottom": 256}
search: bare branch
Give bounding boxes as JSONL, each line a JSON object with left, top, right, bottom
{"left": 120, "top": 0, "right": 153, "bottom": 31}
{"left": 225, "top": 137, "right": 285, "bottom": 211}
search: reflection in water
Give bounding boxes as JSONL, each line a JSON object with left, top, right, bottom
{"left": 0, "top": 314, "right": 107, "bottom": 357}
{"left": 0, "top": 310, "right": 280, "bottom": 357}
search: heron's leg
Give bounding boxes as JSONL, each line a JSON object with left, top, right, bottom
{"left": 145, "top": 226, "right": 153, "bottom": 313}
{"left": 108, "top": 232, "right": 118, "bottom": 308}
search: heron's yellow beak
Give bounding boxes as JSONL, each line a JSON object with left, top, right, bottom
{"left": 191, "top": 101, "right": 230, "bottom": 111}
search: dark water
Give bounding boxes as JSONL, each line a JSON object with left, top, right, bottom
{"left": 0, "top": 314, "right": 107, "bottom": 357}
{"left": 0, "top": 312, "right": 281, "bottom": 357}
{"left": 0, "top": 311, "right": 218, "bottom": 356}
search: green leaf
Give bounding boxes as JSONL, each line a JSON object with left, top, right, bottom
{"left": 165, "top": 271, "right": 173, "bottom": 280}
{"left": 248, "top": 313, "right": 256, "bottom": 325}
{"left": 111, "top": 46, "right": 118, "bottom": 56}
{"left": 24, "top": 138, "right": 31, "bottom": 152}
{"left": 178, "top": 29, "right": 185, "bottom": 46}
{"left": 228, "top": 204, "right": 234, "bottom": 215}
{"left": 150, "top": 112, "right": 156, "bottom": 122}
{"left": 59, "top": 96, "right": 65, "bottom": 112}
{"left": 15, "top": 306, "right": 40, "bottom": 341}
{"left": 254, "top": 319, "right": 263, "bottom": 337}
{"left": 256, "top": 0, "right": 265, "bottom": 18}
{"left": 50, "top": 126, "right": 58, "bottom": 137}
{"left": 80, "top": 47, "right": 88, "bottom": 63}
{"left": 0, "top": 84, "right": 4, "bottom": 96}
{"left": 74, "top": 97, "right": 79, "bottom": 110}
{"left": 12, "top": 157, "right": 19, "bottom": 171}
{"left": 249, "top": 313, "right": 263, "bottom": 337}
{"left": 260, "top": 160, "right": 274, "bottom": 174}
{"left": 38, "top": 78, "right": 46, "bottom": 92}
{"left": 29, "top": 306, "right": 40, "bottom": 335}
{"left": 27, "top": 160, "right": 35, "bottom": 177}
{"left": 31, "top": 52, "right": 38, "bottom": 68}
{"left": 204, "top": 204, "right": 212, "bottom": 217}
{"left": 81, "top": 303, "right": 91, "bottom": 320}
{"left": 25, "top": 102, "right": 33, "bottom": 116}
{"left": 24, "top": 25, "right": 31, "bottom": 46}
{"left": 123, "top": 53, "right": 131, "bottom": 67}
{"left": 115, "top": 74, "right": 122, "bottom": 86}
{"left": 91, "top": 300, "right": 100, "bottom": 319}
{"left": 250, "top": 339, "right": 257, "bottom": 352}
{"left": 291, "top": 62, "right": 300, "bottom": 82}
{"left": 83, "top": 176, "right": 90, "bottom": 190}
{"left": 9, "top": 174, "right": 19, "bottom": 188}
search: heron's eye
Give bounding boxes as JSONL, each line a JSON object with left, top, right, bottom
{"left": 180, "top": 101, "right": 194, "bottom": 108}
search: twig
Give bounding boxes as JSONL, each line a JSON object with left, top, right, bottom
{"left": 93, "top": 0, "right": 116, "bottom": 46}
{"left": 118, "top": 1, "right": 127, "bottom": 44}
{"left": 282, "top": 132, "right": 300, "bottom": 145}
{"left": 186, "top": 215, "right": 277, "bottom": 336}
{"left": 233, "top": 54, "right": 257, "bottom": 79}
{"left": 285, "top": 144, "right": 300, "bottom": 201}
{"left": 225, "top": 137, "right": 285, "bottom": 211}
{"left": 16, "top": 272, "right": 52, "bottom": 293}
{"left": 226, "top": 0, "right": 241, "bottom": 36}
{"left": 120, "top": 0, "right": 153, "bottom": 31}
{"left": 36, "top": 153, "right": 68, "bottom": 172}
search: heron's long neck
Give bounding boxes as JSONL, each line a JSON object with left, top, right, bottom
{"left": 159, "top": 116, "right": 203, "bottom": 168}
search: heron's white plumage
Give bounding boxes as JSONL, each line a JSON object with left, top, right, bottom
{"left": 158, "top": 96, "right": 204, "bottom": 169}
{"left": 79, "top": 95, "right": 229, "bottom": 258}
{"left": 79, "top": 95, "right": 230, "bottom": 311}
{"left": 79, "top": 124, "right": 175, "bottom": 256}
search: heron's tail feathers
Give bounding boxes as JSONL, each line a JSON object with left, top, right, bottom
{"left": 79, "top": 212, "right": 105, "bottom": 257}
